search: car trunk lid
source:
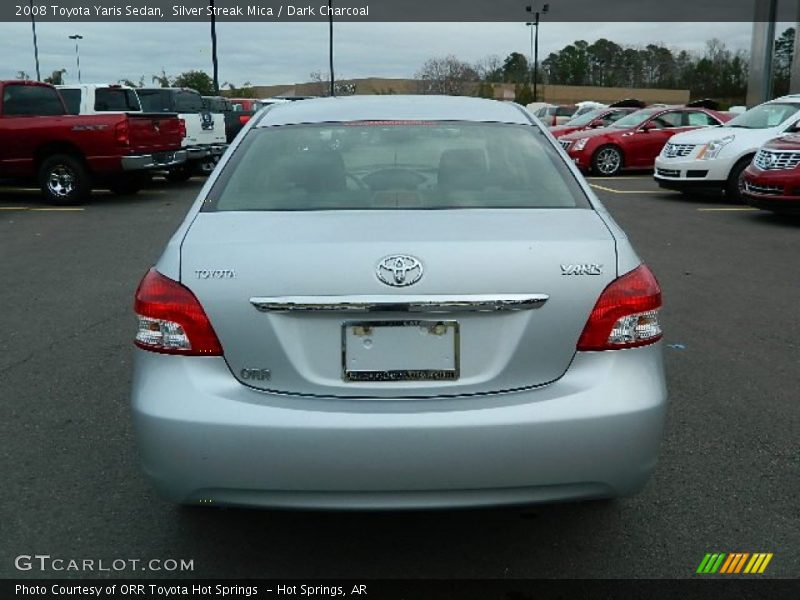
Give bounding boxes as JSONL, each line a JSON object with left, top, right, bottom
{"left": 180, "top": 209, "right": 618, "bottom": 398}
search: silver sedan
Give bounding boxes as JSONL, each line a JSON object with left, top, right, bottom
{"left": 131, "top": 95, "right": 667, "bottom": 509}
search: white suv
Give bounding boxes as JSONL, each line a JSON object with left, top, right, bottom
{"left": 654, "top": 95, "right": 800, "bottom": 200}
{"left": 137, "top": 87, "right": 227, "bottom": 180}
{"left": 57, "top": 83, "right": 142, "bottom": 115}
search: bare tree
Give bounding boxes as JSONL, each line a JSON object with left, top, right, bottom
{"left": 308, "top": 70, "right": 327, "bottom": 97}
{"left": 151, "top": 69, "right": 171, "bottom": 87}
{"left": 474, "top": 55, "right": 503, "bottom": 82}
{"left": 415, "top": 55, "right": 479, "bottom": 96}
{"left": 308, "top": 71, "right": 353, "bottom": 97}
{"left": 43, "top": 69, "right": 67, "bottom": 85}
{"left": 118, "top": 76, "right": 145, "bottom": 88}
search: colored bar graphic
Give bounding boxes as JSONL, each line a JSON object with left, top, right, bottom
{"left": 696, "top": 553, "right": 713, "bottom": 573}
{"left": 710, "top": 553, "right": 726, "bottom": 573}
{"left": 734, "top": 553, "right": 750, "bottom": 573}
{"left": 719, "top": 554, "right": 735, "bottom": 573}
{"left": 697, "top": 553, "right": 727, "bottom": 573}
{"left": 744, "top": 554, "right": 761, "bottom": 574}
{"left": 758, "top": 553, "right": 773, "bottom": 573}
{"left": 699, "top": 552, "right": 773, "bottom": 574}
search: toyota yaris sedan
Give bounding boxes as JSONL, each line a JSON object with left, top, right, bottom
{"left": 131, "top": 95, "right": 667, "bottom": 510}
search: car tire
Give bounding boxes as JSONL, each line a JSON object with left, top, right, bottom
{"left": 591, "top": 145, "right": 623, "bottom": 176}
{"left": 197, "top": 158, "right": 217, "bottom": 175}
{"left": 166, "top": 164, "right": 194, "bottom": 183}
{"left": 725, "top": 157, "right": 753, "bottom": 203}
{"left": 38, "top": 154, "right": 92, "bottom": 206}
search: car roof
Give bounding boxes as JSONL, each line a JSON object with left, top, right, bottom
{"left": 56, "top": 83, "right": 132, "bottom": 89}
{"left": 256, "top": 95, "right": 532, "bottom": 127}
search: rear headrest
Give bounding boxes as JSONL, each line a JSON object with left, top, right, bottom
{"left": 271, "top": 151, "right": 346, "bottom": 193}
{"left": 438, "top": 149, "right": 488, "bottom": 191}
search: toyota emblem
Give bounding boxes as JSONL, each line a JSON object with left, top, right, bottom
{"left": 376, "top": 255, "right": 423, "bottom": 287}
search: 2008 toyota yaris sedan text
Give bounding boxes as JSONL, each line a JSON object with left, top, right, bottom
{"left": 131, "top": 95, "right": 668, "bottom": 510}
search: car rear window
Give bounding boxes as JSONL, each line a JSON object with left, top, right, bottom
{"left": 174, "top": 91, "right": 204, "bottom": 113}
{"left": 138, "top": 89, "right": 173, "bottom": 112}
{"left": 2, "top": 84, "right": 65, "bottom": 116}
{"left": 205, "top": 122, "right": 590, "bottom": 211}
{"left": 59, "top": 88, "right": 81, "bottom": 114}
{"left": 95, "top": 88, "right": 141, "bottom": 112}
{"left": 556, "top": 106, "right": 577, "bottom": 117}
{"left": 203, "top": 97, "right": 230, "bottom": 112}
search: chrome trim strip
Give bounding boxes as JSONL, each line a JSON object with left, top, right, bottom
{"left": 250, "top": 294, "right": 549, "bottom": 313}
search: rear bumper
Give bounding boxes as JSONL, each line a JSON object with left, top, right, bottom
{"left": 185, "top": 145, "right": 227, "bottom": 161}
{"left": 131, "top": 344, "right": 668, "bottom": 510}
{"left": 121, "top": 150, "right": 187, "bottom": 171}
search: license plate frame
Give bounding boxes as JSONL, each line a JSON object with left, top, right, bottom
{"left": 342, "top": 320, "right": 460, "bottom": 383}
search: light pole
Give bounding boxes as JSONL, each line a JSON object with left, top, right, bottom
{"left": 68, "top": 34, "right": 83, "bottom": 83}
{"left": 525, "top": 22, "right": 534, "bottom": 86}
{"left": 209, "top": 0, "right": 219, "bottom": 93}
{"left": 328, "top": 0, "right": 335, "bottom": 96}
{"left": 29, "top": 0, "right": 41, "bottom": 80}
{"left": 525, "top": 3, "right": 549, "bottom": 101}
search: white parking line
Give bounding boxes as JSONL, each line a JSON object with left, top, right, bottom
{"left": 589, "top": 184, "right": 664, "bottom": 195}
{"left": 0, "top": 206, "right": 85, "bottom": 212}
{"left": 585, "top": 176, "right": 652, "bottom": 181}
{"left": 30, "top": 207, "right": 85, "bottom": 212}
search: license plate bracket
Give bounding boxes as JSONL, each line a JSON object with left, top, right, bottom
{"left": 342, "top": 320, "right": 460, "bottom": 382}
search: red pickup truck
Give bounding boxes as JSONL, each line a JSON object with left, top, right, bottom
{"left": 0, "top": 80, "right": 187, "bottom": 204}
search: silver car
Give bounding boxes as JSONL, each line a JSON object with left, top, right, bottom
{"left": 132, "top": 95, "right": 667, "bottom": 510}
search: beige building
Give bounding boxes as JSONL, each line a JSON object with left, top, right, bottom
{"left": 239, "top": 78, "right": 690, "bottom": 105}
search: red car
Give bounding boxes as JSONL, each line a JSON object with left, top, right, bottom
{"left": 550, "top": 107, "right": 639, "bottom": 139}
{"left": 229, "top": 98, "right": 262, "bottom": 112}
{"left": 742, "top": 134, "right": 800, "bottom": 215}
{"left": 559, "top": 106, "right": 732, "bottom": 176}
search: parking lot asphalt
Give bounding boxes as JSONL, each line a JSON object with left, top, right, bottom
{"left": 1, "top": 175, "right": 798, "bottom": 579}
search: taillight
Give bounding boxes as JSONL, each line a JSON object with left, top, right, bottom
{"left": 179, "top": 118, "right": 187, "bottom": 139}
{"left": 577, "top": 264, "right": 662, "bottom": 351}
{"left": 114, "top": 120, "right": 130, "bottom": 146}
{"left": 134, "top": 269, "right": 222, "bottom": 356}
{"left": 238, "top": 114, "right": 251, "bottom": 125}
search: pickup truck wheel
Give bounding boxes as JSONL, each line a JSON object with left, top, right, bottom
{"left": 39, "top": 154, "right": 91, "bottom": 205}
{"left": 591, "top": 145, "right": 623, "bottom": 176}
{"left": 198, "top": 158, "right": 217, "bottom": 175}
{"left": 725, "top": 157, "right": 752, "bottom": 203}
{"left": 165, "top": 164, "right": 193, "bottom": 183}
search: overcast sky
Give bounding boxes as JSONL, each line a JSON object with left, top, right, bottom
{"left": 0, "top": 21, "right": 771, "bottom": 86}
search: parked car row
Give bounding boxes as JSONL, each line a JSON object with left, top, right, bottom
{"left": 0, "top": 80, "right": 189, "bottom": 204}
{"left": 0, "top": 80, "right": 304, "bottom": 204}
{"left": 654, "top": 94, "right": 800, "bottom": 210}
{"left": 537, "top": 94, "right": 800, "bottom": 215}
{"left": 56, "top": 83, "right": 229, "bottom": 181}
{"left": 555, "top": 105, "right": 732, "bottom": 176}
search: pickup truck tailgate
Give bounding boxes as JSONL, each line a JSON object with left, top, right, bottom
{"left": 127, "top": 113, "right": 183, "bottom": 154}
